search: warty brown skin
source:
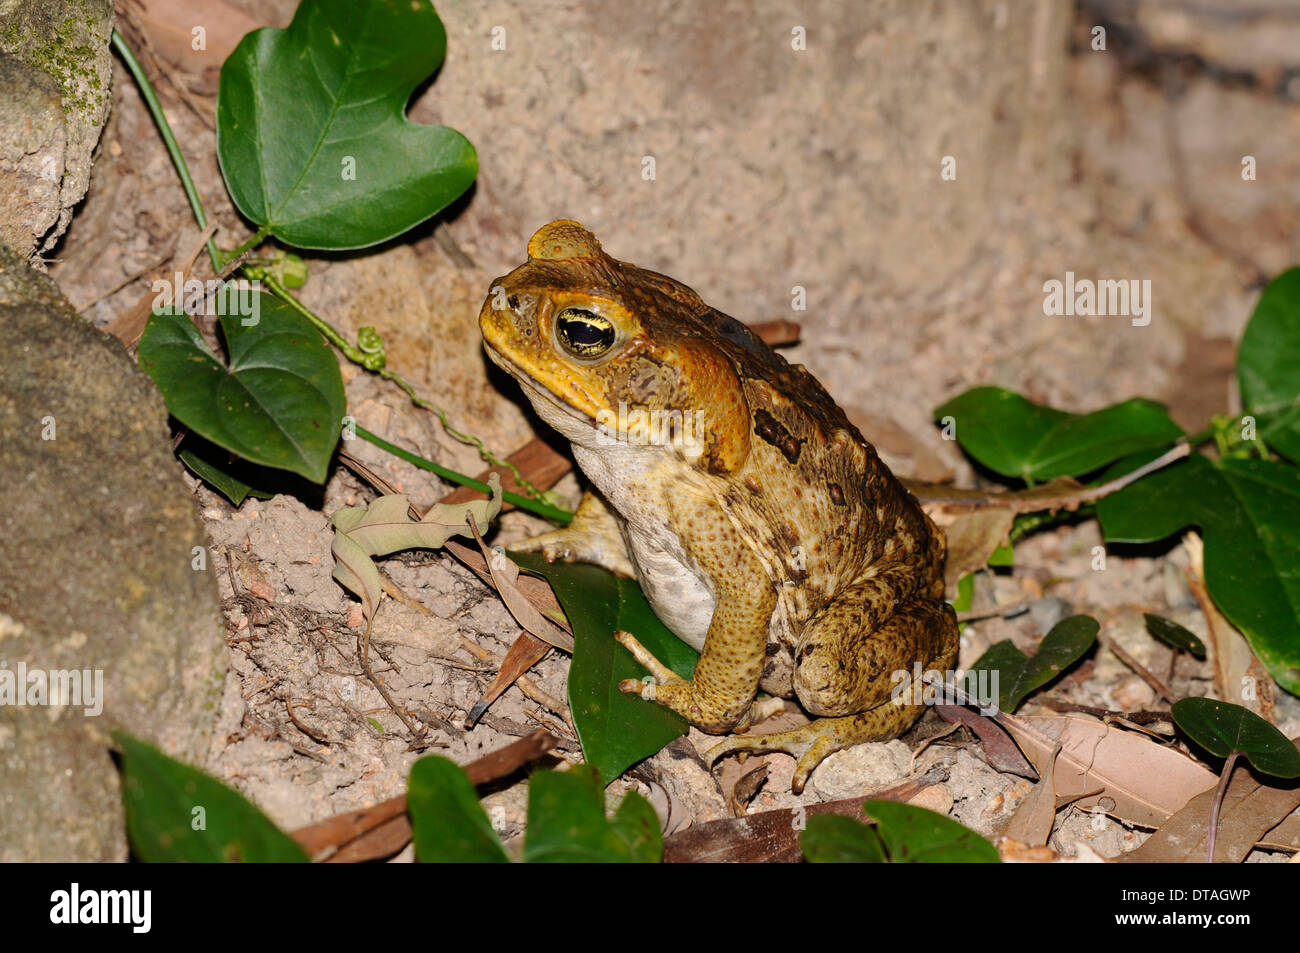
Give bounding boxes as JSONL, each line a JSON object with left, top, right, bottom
{"left": 479, "top": 220, "right": 958, "bottom": 792}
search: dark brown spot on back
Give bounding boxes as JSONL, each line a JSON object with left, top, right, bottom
{"left": 753, "top": 408, "right": 803, "bottom": 464}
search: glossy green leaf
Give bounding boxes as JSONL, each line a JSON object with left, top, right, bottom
{"left": 1171, "top": 698, "right": 1300, "bottom": 778}
{"left": 864, "top": 800, "right": 1000, "bottom": 863}
{"left": 987, "top": 540, "right": 1014, "bottom": 567}
{"left": 138, "top": 295, "right": 346, "bottom": 483}
{"left": 511, "top": 553, "right": 698, "bottom": 785}
{"left": 1238, "top": 268, "right": 1300, "bottom": 462}
{"left": 1099, "top": 453, "right": 1300, "bottom": 694}
{"left": 1143, "top": 613, "right": 1206, "bottom": 659}
{"left": 116, "top": 731, "right": 309, "bottom": 862}
{"left": 934, "top": 387, "right": 1183, "bottom": 481}
{"left": 408, "top": 755, "right": 510, "bottom": 863}
{"left": 952, "top": 572, "right": 974, "bottom": 634}
{"left": 969, "top": 614, "right": 1098, "bottom": 714}
{"left": 521, "top": 764, "right": 662, "bottom": 862}
{"left": 216, "top": 0, "right": 476, "bottom": 250}
{"left": 608, "top": 787, "right": 664, "bottom": 863}
{"left": 178, "top": 433, "right": 276, "bottom": 505}
{"left": 800, "top": 814, "right": 887, "bottom": 862}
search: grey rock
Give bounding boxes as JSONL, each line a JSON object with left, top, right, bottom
{"left": 0, "top": 241, "right": 225, "bottom": 861}
{"left": 0, "top": 0, "right": 113, "bottom": 258}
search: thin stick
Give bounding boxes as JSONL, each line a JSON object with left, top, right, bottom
{"left": 357, "top": 613, "right": 423, "bottom": 739}
{"left": 1107, "top": 639, "right": 1178, "bottom": 704}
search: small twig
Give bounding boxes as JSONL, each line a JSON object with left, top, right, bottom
{"left": 287, "top": 743, "right": 331, "bottom": 765}
{"left": 909, "top": 721, "right": 963, "bottom": 773}
{"left": 1073, "top": 443, "right": 1191, "bottom": 505}
{"left": 242, "top": 676, "right": 281, "bottom": 701}
{"left": 1039, "top": 697, "right": 1173, "bottom": 725}
{"left": 1107, "top": 639, "right": 1179, "bottom": 704}
{"left": 76, "top": 251, "right": 171, "bottom": 312}
{"left": 285, "top": 698, "right": 331, "bottom": 746}
{"left": 356, "top": 613, "right": 424, "bottom": 740}
{"left": 377, "top": 571, "right": 569, "bottom": 720}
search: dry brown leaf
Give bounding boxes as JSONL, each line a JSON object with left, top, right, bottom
{"left": 439, "top": 437, "right": 573, "bottom": 515}
{"left": 999, "top": 713, "right": 1216, "bottom": 828}
{"left": 466, "top": 520, "right": 573, "bottom": 652}
{"left": 1004, "top": 742, "right": 1062, "bottom": 846}
{"left": 466, "top": 632, "right": 551, "bottom": 727}
{"left": 133, "top": 0, "right": 260, "bottom": 90}
{"left": 941, "top": 508, "right": 1015, "bottom": 587}
{"left": 1258, "top": 812, "right": 1300, "bottom": 851}
{"left": 935, "top": 704, "right": 1037, "bottom": 777}
{"left": 1185, "top": 534, "right": 1275, "bottom": 721}
{"left": 1120, "top": 738, "right": 1300, "bottom": 863}
{"left": 997, "top": 838, "right": 1059, "bottom": 863}
{"left": 662, "top": 769, "right": 947, "bottom": 863}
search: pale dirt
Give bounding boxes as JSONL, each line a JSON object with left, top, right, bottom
{"left": 45, "top": 0, "right": 1300, "bottom": 860}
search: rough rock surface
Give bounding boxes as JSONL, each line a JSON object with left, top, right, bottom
{"left": 0, "top": 241, "right": 225, "bottom": 860}
{"left": 0, "top": 0, "right": 113, "bottom": 258}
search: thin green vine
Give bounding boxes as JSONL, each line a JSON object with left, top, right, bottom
{"left": 111, "top": 28, "right": 568, "bottom": 523}
{"left": 111, "top": 29, "right": 222, "bottom": 273}
{"left": 352, "top": 425, "right": 571, "bottom": 525}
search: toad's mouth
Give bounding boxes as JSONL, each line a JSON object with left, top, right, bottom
{"left": 482, "top": 343, "right": 600, "bottom": 430}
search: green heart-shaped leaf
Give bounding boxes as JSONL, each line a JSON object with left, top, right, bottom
{"left": 521, "top": 763, "right": 662, "bottom": 862}
{"left": 408, "top": 755, "right": 510, "bottom": 863}
{"left": 217, "top": 0, "right": 477, "bottom": 250}
{"left": 139, "top": 294, "right": 346, "bottom": 483}
{"left": 934, "top": 387, "right": 1183, "bottom": 481}
{"left": 116, "top": 731, "right": 308, "bottom": 862}
{"left": 863, "top": 800, "right": 1000, "bottom": 863}
{"left": 1171, "top": 698, "right": 1300, "bottom": 778}
{"left": 1238, "top": 268, "right": 1300, "bottom": 462}
{"left": 1099, "top": 453, "right": 1300, "bottom": 694}
{"left": 801, "top": 814, "right": 888, "bottom": 863}
{"left": 510, "top": 553, "right": 698, "bottom": 786}
{"left": 970, "top": 614, "right": 1098, "bottom": 714}
{"left": 178, "top": 433, "right": 277, "bottom": 505}
{"left": 1143, "top": 613, "right": 1206, "bottom": 659}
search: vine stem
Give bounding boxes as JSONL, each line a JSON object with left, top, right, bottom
{"left": 113, "top": 28, "right": 564, "bottom": 520}
{"left": 111, "top": 29, "right": 222, "bottom": 273}
{"left": 352, "top": 424, "right": 571, "bottom": 524}
{"left": 1206, "top": 749, "right": 1238, "bottom": 863}
{"left": 256, "top": 269, "right": 560, "bottom": 512}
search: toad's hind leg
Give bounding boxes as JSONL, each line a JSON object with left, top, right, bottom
{"left": 706, "top": 594, "right": 957, "bottom": 793}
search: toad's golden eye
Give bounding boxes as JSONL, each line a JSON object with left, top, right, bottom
{"left": 555, "top": 308, "right": 616, "bottom": 358}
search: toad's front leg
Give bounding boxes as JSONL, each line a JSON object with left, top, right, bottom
{"left": 617, "top": 516, "right": 774, "bottom": 734}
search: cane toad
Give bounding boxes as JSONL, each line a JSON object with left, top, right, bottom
{"left": 479, "top": 221, "right": 958, "bottom": 792}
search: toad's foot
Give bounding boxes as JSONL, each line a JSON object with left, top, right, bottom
{"left": 509, "top": 490, "right": 635, "bottom": 578}
{"left": 705, "top": 702, "right": 925, "bottom": 794}
{"left": 615, "top": 630, "right": 773, "bottom": 733}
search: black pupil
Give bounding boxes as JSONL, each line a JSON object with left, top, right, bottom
{"left": 561, "top": 312, "right": 611, "bottom": 351}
